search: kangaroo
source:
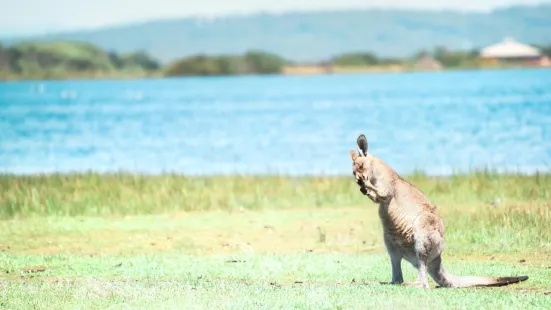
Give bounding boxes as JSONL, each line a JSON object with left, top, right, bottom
{"left": 349, "top": 134, "right": 528, "bottom": 288}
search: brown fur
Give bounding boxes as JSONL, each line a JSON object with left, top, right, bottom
{"left": 350, "top": 134, "right": 528, "bottom": 288}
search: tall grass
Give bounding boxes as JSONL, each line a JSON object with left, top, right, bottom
{"left": 0, "top": 172, "right": 550, "bottom": 219}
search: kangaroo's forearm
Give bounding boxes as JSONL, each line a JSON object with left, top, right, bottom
{"left": 364, "top": 179, "right": 390, "bottom": 199}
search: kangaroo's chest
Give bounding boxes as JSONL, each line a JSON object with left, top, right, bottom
{"left": 378, "top": 201, "right": 417, "bottom": 250}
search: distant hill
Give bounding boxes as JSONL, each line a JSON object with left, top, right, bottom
{"left": 2, "top": 4, "right": 551, "bottom": 63}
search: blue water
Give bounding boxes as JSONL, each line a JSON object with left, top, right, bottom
{"left": 1, "top": 69, "right": 551, "bottom": 176}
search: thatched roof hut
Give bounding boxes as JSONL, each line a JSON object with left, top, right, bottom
{"left": 413, "top": 52, "right": 443, "bottom": 71}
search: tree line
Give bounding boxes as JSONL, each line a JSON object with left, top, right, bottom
{"left": 1, "top": 40, "right": 550, "bottom": 80}
{"left": 165, "top": 51, "right": 286, "bottom": 76}
{"left": 0, "top": 41, "right": 161, "bottom": 80}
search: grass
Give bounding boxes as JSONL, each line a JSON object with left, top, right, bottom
{"left": 1, "top": 171, "right": 550, "bottom": 218}
{"left": 1, "top": 253, "right": 550, "bottom": 309}
{"left": 1, "top": 172, "right": 551, "bottom": 308}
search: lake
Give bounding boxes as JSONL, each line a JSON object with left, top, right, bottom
{"left": 1, "top": 68, "right": 551, "bottom": 176}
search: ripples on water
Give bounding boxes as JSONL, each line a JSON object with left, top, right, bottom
{"left": 1, "top": 68, "right": 551, "bottom": 176}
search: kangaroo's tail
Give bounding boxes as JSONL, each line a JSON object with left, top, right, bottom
{"left": 444, "top": 275, "right": 529, "bottom": 288}
{"left": 430, "top": 257, "right": 528, "bottom": 288}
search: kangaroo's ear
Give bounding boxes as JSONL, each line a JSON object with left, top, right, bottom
{"left": 349, "top": 150, "right": 359, "bottom": 161}
{"left": 356, "top": 134, "right": 368, "bottom": 157}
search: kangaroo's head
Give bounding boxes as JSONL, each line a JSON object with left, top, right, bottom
{"left": 349, "top": 134, "right": 370, "bottom": 195}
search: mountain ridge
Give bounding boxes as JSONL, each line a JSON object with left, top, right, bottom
{"left": 2, "top": 4, "right": 551, "bottom": 63}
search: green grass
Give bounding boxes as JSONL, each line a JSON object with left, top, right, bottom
{"left": 0, "top": 208, "right": 550, "bottom": 309}
{"left": 1, "top": 172, "right": 550, "bottom": 308}
{"left": 1, "top": 253, "right": 550, "bottom": 309}
{"left": 1, "top": 172, "right": 550, "bottom": 218}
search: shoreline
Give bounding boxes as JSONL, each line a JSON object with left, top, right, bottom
{"left": 2, "top": 65, "right": 549, "bottom": 82}
{"left": 1, "top": 169, "right": 550, "bottom": 177}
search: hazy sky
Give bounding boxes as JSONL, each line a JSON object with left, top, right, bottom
{"left": 0, "top": 0, "right": 547, "bottom": 36}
